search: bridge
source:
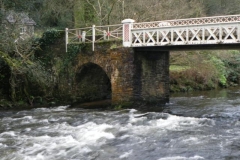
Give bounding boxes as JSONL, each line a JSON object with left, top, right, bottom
{"left": 66, "top": 14, "right": 240, "bottom": 51}
{"left": 65, "top": 15, "right": 240, "bottom": 106}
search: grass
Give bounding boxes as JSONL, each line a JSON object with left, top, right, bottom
{"left": 170, "top": 65, "right": 190, "bottom": 71}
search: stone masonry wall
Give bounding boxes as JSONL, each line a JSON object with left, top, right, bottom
{"left": 133, "top": 48, "right": 170, "bottom": 104}
{"left": 75, "top": 42, "right": 169, "bottom": 105}
{"left": 74, "top": 42, "right": 136, "bottom": 104}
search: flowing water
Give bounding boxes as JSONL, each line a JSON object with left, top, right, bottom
{"left": 1, "top": 87, "right": 240, "bottom": 160}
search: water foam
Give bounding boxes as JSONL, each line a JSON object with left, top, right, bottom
{"left": 0, "top": 96, "right": 239, "bottom": 160}
{"left": 159, "top": 155, "right": 204, "bottom": 160}
{"left": 5, "top": 120, "right": 116, "bottom": 160}
{"left": 119, "top": 150, "right": 133, "bottom": 159}
{"left": 74, "top": 122, "right": 115, "bottom": 145}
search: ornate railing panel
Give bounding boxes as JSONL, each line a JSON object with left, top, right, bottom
{"left": 131, "top": 23, "right": 240, "bottom": 47}
{"left": 66, "top": 14, "right": 240, "bottom": 51}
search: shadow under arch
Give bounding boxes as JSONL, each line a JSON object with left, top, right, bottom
{"left": 0, "top": 58, "right": 11, "bottom": 100}
{"left": 74, "top": 62, "right": 111, "bottom": 103}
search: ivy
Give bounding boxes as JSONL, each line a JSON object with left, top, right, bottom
{"left": 222, "top": 51, "right": 240, "bottom": 83}
{"left": 208, "top": 55, "right": 227, "bottom": 86}
{"left": 39, "top": 29, "right": 64, "bottom": 47}
{"left": 61, "top": 44, "right": 85, "bottom": 71}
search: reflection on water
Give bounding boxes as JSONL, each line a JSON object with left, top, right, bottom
{"left": 0, "top": 87, "right": 240, "bottom": 160}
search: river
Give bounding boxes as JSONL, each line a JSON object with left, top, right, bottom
{"left": 0, "top": 87, "right": 240, "bottom": 160}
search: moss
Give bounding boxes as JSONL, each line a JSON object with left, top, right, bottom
{"left": 170, "top": 65, "right": 189, "bottom": 71}
{"left": 113, "top": 101, "right": 133, "bottom": 110}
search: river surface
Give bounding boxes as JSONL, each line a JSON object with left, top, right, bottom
{"left": 1, "top": 87, "right": 240, "bottom": 160}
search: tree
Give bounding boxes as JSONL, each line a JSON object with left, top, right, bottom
{"left": 74, "top": 0, "right": 96, "bottom": 27}
{"left": 39, "top": 0, "right": 74, "bottom": 28}
{"left": 74, "top": 0, "right": 124, "bottom": 27}
{"left": 0, "top": 11, "right": 51, "bottom": 103}
{"left": 203, "top": 0, "right": 240, "bottom": 16}
{"left": 120, "top": 0, "right": 205, "bottom": 22}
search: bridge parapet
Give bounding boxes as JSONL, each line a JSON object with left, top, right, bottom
{"left": 129, "top": 15, "right": 240, "bottom": 47}
{"left": 65, "top": 24, "right": 122, "bottom": 51}
{"left": 66, "top": 14, "right": 240, "bottom": 50}
{"left": 131, "top": 22, "right": 240, "bottom": 47}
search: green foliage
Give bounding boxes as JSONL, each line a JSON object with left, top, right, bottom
{"left": 110, "top": 44, "right": 117, "bottom": 49}
{"left": 170, "top": 50, "right": 240, "bottom": 92}
{"left": 35, "top": 29, "right": 64, "bottom": 67}
{"left": 207, "top": 55, "right": 227, "bottom": 86}
{"left": 74, "top": 1, "right": 85, "bottom": 28}
{"left": 204, "top": 0, "right": 240, "bottom": 16}
{"left": 1, "top": 0, "right": 37, "bottom": 12}
{"left": 74, "top": 0, "right": 98, "bottom": 27}
{"left": 229, "top": 50, "right": 240, "bottom": 55}
{"left": 2, "top": 0, "right": 240, "bottom": 31}
{"left": 60, "top": 44, "right": 84, "bottom": 72}
{"left": 37, "top": 30, "right": 81, "bottom": 67}
{"left": 221, "top": 50, "right": 240, "bottom": 83}
{"left": 39, "top": 29, "right": 64, "bottom": 46}
{"left": 170, "top": 65, "right": 189, "bottom": 72}
{"left": 113, "top": 102, "right": 133, "bottom": 110}
{"left": 114, "top": 104, "right": 122, "bottom": 110}
{"left": 0, "top": 27, "right": 63, "bottom": 102}
{"left": 66, "top": 44, "right": 82, "bottom": 60}
{"left": 0, "top": 49, "right": 51, "bottom": 102}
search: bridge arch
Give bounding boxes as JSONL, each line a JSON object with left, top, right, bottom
{"left": 74, "top": 62, "right": 111, "bottom": 102}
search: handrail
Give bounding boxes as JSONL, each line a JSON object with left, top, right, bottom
{"left": 66, "top": 24, "right": 122, "bottom": 51}
{"left": 133, "top": 14, "right": 240, "bottom": 29}
{"left": 65, "top": 14, "right": 240, "bottom": 51}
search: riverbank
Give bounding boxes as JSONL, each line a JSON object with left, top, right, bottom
{"left": 0, "top": 98, "right": 70, "bottom": 111}
{"left": 169, "top": 50, "right": 240, "bottom": 92}
{"left": 1, "top": 47, "right": 240, "bottom": 110}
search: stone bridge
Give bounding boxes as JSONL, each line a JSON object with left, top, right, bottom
{"left": 74, "top": 42, "right": 169, "bottom": 105}
{"left": 67, "top": 14, "right": 240, "bottom": 106}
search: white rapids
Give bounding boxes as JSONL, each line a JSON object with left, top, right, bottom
{"left": 0, "top": 88, "right": 240, "bottom": 160}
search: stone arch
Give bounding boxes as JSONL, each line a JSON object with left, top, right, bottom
{"left": 74, "top": 62, "right": 111, "bottom": 102}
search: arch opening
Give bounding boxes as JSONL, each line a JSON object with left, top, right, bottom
{"left": 75, "top": 62, "right": 111, "bottom": 103}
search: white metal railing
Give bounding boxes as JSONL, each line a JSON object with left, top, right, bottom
{"left": 131, "top": 23, "right": 240, "bottom": 47}
{"left": 130, "top": 15, "right": 240, "bottom": 47}
{"left": 65, "top": 24, "right": 122, "bottom": 52}
{"left": 66, "top": 14, "right": 240, "bottom": 51}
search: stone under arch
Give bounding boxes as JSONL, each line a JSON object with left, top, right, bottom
{"left": 74, "top": 62, "right": 111, "bottom": 102}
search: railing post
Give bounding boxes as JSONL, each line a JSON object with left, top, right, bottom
{"left": 92, "top": 25, "right": 95, "bottom": 51}
{"left": 122, "top": 19, "right": 135, "bottom": 47}
{"left": 78, "top": 29, "right": 82, "bottom": 42}
{"left": 107, "top": 27, "right": 110, "bottom": 40}
{"left": 82, "top": 31, "right": 86, "bottom": 42}
{"left": 238, "top": 23, "right": 240, "bottom": 42}
{"left": 103, "top": 30, "right": 107, "bottom": 40}
{"left": 219, "top": 26, "right": 222, "bottom": 43}
{"left": 65, "top": 28, "right": 68, "bottom": 52}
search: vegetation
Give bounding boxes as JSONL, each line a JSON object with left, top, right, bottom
{"left": 170, "top": 51, "right": 240, "bottom": 92}
{"left": 1, "top": 0, "right": 240, "bottom": 108}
